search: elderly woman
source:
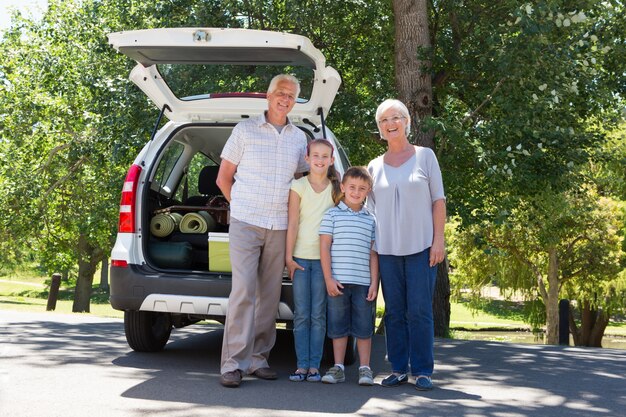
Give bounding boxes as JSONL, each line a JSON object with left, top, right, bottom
{"left": 366, "top": 99, "right": 446, "bottom": 391}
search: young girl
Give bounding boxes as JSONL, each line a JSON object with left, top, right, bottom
{"left": 286, "top": 139, "right": 342, "bottom": 382}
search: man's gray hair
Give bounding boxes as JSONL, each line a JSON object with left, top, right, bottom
{"left": 267, "top": 74, "right": 301, "bottom": 98}
{"left": 375, "top": 99, "right": 411, "bottom": 138}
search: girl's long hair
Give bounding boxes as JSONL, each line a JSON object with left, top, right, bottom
{"left": 308, "top": 139, "right": 342, "bottom": 205}
{"left": 327, "top": 164, "right": 342, "bottom": 205}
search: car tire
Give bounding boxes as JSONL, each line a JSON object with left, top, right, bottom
{"left": 124, "top": 311, "right": 172, "bottom": 352}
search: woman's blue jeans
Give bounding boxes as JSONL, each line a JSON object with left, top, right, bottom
{"left": 379, "top": 249, "right": 437, "bottom": 376}
{"left": 292, "top": 258, "right": 327, "bottom": 370}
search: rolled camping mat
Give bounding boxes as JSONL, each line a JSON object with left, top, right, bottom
{"left": 150, "top": 212, "right": 183, "bottom": 237}
{"left": 180, "top": 211, "right": 216, "bottom": 234}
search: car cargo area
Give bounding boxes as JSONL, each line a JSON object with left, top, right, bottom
{"left": 144, "top": 124, "right": 234, "bottom": 272}
{"left": 143, "top": 124, "right": 314, "bottom": 272}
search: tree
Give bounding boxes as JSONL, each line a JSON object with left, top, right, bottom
{"left": 1, "top": 0, "right": 393, "bottom": 311}
{"left": 1, "top": 1, "right": 144, "bottom": 310}
{"left": 448, "top": 188, "right": 624, "bottom": 345}
{"left": 566, "top": 126, "right": 626, "bottom": 347}
{"left": 430, "top": 1, "right": 625, "bottom": 344}
{"left": 2, "top": 0, "right": 624, "bottom": 327}
{"left": 0, "top": 0, "right": 239, "bottom": 311}
{"left": 392, "top": 0, "right": 451, "bottom": 336}
{"left": 387, "top": 1, "right": 625, "bottom": 339}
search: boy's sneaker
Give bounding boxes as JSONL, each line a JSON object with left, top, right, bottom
{"left": 358, "top": 367, "right": 374, "bottom": 386}
{"left": 321, "top": 366, "right": 345, "bottom": 384}
{"left": 381, "top": 373, "right": 408, "bottom": 387}
{"left": 415, "top": 375, "right": 434, "bottom": 391}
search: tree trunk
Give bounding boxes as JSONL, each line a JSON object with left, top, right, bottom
{"left": 393, "top": 0, "right": 434, "bottom": 147}
{"left": 568, "top": 305, "right": 581, "bottom": 346}
{"left": 72, "top": 234, "right": 103, "bottom": 313}
{"left": 433, "top": 262, "right": 451, "bottom": 337}
{"left": 580, "top": 300, "right": 595, "bottom": 345}
{"left": 572, "top": 300, "right": 609, "bottom": 347}
{"left": 589, "top": 310, "right": 609, "bottom": 348}
{"left": 393, "top": 0, "right": 450, "bottom": 337}
{"left": 544, "top": 249, "right": 560, "bottom": 344}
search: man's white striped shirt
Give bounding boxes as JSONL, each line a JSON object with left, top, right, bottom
{"left": 221, "top": 114, "right": 308, "bottom": 230}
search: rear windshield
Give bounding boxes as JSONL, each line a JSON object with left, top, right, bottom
{"left": 157, "top": 64, "right": 314, "bottom": 102}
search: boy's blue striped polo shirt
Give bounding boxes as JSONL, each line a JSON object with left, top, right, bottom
{"left": 319, "top": 201, "right": 376, "bottom": 286}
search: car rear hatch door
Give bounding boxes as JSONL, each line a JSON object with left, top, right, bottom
{"left": 108, "top": 28, "right": 341, "bottom": 124}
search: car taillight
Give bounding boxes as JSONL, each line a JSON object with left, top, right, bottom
{"left": 118, "top": 164, "right": 142, "bottom": 233}
{"left": 111, "top": 259, "right": 128, "bottom": 268}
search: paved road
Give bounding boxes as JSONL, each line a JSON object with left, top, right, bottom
{"left": 1, "top": 310, "right": 625, "bottom": 417}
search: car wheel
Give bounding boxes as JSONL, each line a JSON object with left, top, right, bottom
{"left": 124, "top": 310, "right": 172, "bottom": 352}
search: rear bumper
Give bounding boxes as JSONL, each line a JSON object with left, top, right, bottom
{"left": 110, "top": 264, "right": 295, "bottom": 321}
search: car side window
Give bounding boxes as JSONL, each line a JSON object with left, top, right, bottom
{"left": 151, "top": 141, "right": 185, "bottom": 195}
{"left": 173, "top": 152, "right": 216, "bottom": 201}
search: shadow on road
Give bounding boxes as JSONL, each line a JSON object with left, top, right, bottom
{"left": 113, "top": 325, "right": 626, "bottom": 416}
{"left": 3, "top": 312, "right": 625, "bottom": 416}
{"left": 112, "top": 326, "right": 480, "bottom": 414}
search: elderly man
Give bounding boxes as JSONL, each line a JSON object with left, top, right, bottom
{"left": 216, "top": 74, "right": 308, "bottom": 388}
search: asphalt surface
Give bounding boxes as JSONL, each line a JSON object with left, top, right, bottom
{"left": 1, "top": 310, "right": 625, "bottom": 417}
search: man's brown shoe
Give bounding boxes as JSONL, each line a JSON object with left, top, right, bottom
{"left": 220, "top": 370, "right": 242, "bottom": 387}
{"left": 251, "top": 367, "right": 278, "bottom": 380}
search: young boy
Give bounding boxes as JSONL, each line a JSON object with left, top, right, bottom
{"left": 319, "top": 166, "right": 379, "bottom": 386}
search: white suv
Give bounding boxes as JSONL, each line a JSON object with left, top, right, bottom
{"left": 108, "top": 28, "right": 351, "bottom": 355}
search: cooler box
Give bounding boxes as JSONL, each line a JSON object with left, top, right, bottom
{"left": 208, "top": 232, "right": 231, "bottom": 272}
{"left": 148, "top": 241, "right": 193, "bottom": 269}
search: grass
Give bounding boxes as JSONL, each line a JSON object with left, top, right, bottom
{"left": 0, "top": 294, "right": 124, "bottom": 318}
{"left": 0, "top": 272, "right": 123, "bottom": 319}
{"left": 607, "top": 322, "right": 626, "bottom": 337}
{"left": 450, "top": 301, "right": 531, "bottom": 330}
{"left": 376, "top": 294, "right": 532, "bottom": 331}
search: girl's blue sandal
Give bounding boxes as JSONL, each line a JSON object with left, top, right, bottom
{"left": 306, "top": 372, "right": 321, "bottom": 382}
{"left": 289, "top": 371, "right": 306, "bottom": 382}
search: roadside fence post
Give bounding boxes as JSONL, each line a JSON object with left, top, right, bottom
{"left": 558, "top": 299, "right": 570, "bottom": 346}
{"left": 46, "top": 273, "right": 62, "bottom": 311}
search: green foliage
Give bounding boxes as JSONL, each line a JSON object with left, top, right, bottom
{"left": 561, "top": 197, "right": 626, "bottom": 315}
{"left": 284, "top": 0, "right": 395, "bottom": 164}
{"left": 437, "top": 1, "right": 625, "bottom": 341}
{"left": 1, "top": 0, "right": 624, "bottom": 318}
{"left": 2, "top": 1, "right": 141, "bottom": 273}
{"left": 0, "top": 0, "right": 244, "bottom": 275}
{"left": 215, "top": 0, "right": 395, "bottom": 165}
{"left": 429, "top": 1, "right": 626, "bottom": 222}
{"left": 589, "top": 123, "right": 626, "bottom": 200}
{"left": 448, "top": 186, "right": 625, "bottom": 335}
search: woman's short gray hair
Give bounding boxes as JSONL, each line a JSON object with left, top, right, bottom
{"left": 375, "top": 99, "right": 411, "bottom": 138}
{"left": 267, "top": 74, "right": 301, "bottom": 98}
